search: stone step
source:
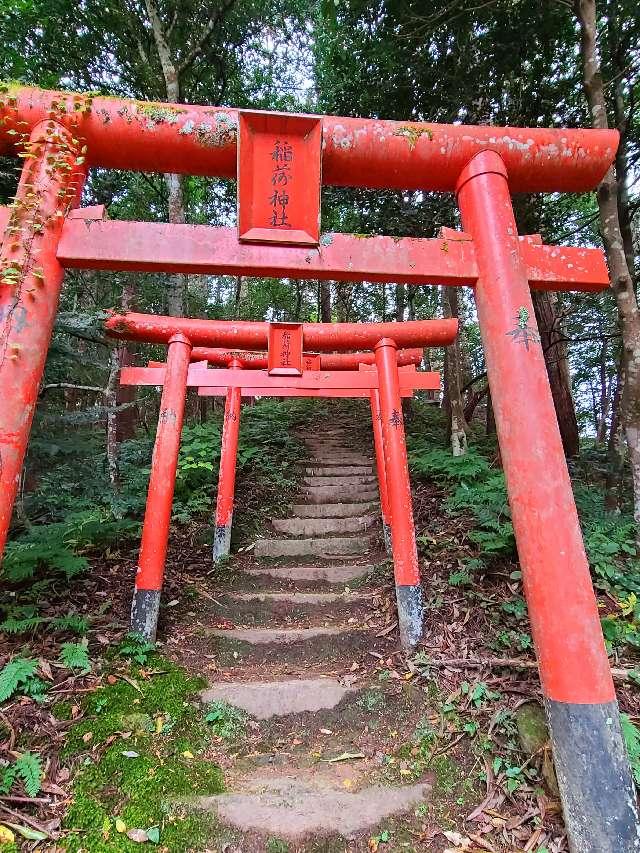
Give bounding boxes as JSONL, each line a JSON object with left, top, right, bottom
{"left": 226, "top": 590, "right": 369, "bottom": 604}
{"left": 271, "top": 515, "right": 377, "bottom": 537}
{"left": 200, "top": 677, "right": 356, "bottom": 719}
{"left": 196, "top": 773, "right": 430, "bottom": 840}
{"left": 305, "top": 465, "right": 374, "bottom": 476}
{"left": 211, "top": 589, "right": 371, "bottom": 626}
{"left": 272, "top": 515, "right": 377, "bottom": 537}
{"left": 254, "top": 533, "right": 375, "bottom": 557}
{"left": 206, "top": 625, "right": 363, "bottom": 645}
{"left": 302, "top": 486, "right": 379, "bottom": 504}
{"left": 291, "top": 501, "right": 378, "bottom": 518}
{"left": 303, "top": 475, "right": 377, "bottom": 487}
{"left": 245, "top": 563, "right": 373, "bottom": 583}
{"left": 297, "top": 458, "right": 373, "bottom": 468}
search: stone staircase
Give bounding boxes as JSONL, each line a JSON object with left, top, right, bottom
{"left": 254, "top": 429, "right": 380, "bottom": 559}
{"left": 186, "top": 416, "right": 431, "bottom": 848}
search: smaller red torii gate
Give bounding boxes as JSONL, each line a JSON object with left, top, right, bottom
{"left": 114, "top": 316, "right": 455, "bottom": 650}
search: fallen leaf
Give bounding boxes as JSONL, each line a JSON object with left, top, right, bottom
{"left": 182, "top": 750, "right": 194, "bottom": 759}
{"left": 324, "top": 751, "right": 365, "bottom": 763}
{"left": 127, "top": 828, "right": 149, "bottom": 842}
{"left": 115, "top": 818, "right": 126, "bottom": 833}
{"left": 146, "top": 825, "right": 160, "bottom": 844}
{"left": 0, "top": 826, "right": 15, "bottom": 844}
{"left": 5, "top": 823, "right": 48, "bottom": 841}
{"left": 319, "top": 728, "right": 333, "bottom": 735}
{"left": 121, "top": 751, "right": 139, "bottom": 758}
{"left": 82, "top": 731, "right": 93, "bottom": 743}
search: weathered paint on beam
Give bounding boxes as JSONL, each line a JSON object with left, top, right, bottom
{"left": 0, "top": 86, "right": 617, "bottom": 192}
{"left": 120, "top": 366, "right": 441, "bottom": 391}
{"left": 106, "top": 313, "right": 458, "bottom": 351}
{"left": 54, "top": 217, "right": 609, "bottom": 292}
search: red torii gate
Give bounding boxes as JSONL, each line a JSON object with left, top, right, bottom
{"left": 0, "top": 85, "right": 635, "bottom": 847}
{"left": 114, "top": 317, "right": 452, "bottom": 650}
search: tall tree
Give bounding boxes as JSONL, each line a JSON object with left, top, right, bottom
{"left": 575, "top": 0, "right": 640, "bottom": 540}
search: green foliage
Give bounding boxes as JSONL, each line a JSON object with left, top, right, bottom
{"left": 408, "top": 438, "right": 516, "bottom": 558}
{"left": 621, "top": 714, "right": 640, "bottom": 786}
{"left": 59, "top": 640, "right": 91, "bottom": 673}
{"left": 117, "top": 633, "right": 156, "bottom": 666}
{"left": 204, "top": 701, "right": 248, "bottom": 741}
{"left": 0, "top": 753, "right": 43, "bottom": 798}
{"left": 0, "top": 657, "right": 39, "bottom": 703}
{"left": 3, "top": 509, "right": 138, "bottom": 582}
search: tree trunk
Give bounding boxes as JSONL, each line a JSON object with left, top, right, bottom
{"left": 532, "top": 291, "right": 580, "bottom": 456}
{"left": 320, "top": 281, "right": 332, "bottom": 322}
{"left": 395, "top": 284, "right": 406, "bottom": 322}
{"left": 576, "top": 0, "right": 640, "bottom": 544}
{"left": 442, "top": 287, "right": 468, "bottom": 455}
{"left": 144, "top": 0, "right": 187, "bottom": 317}
{"left": 605, "top": 356, "right": 625, "bottom": 511}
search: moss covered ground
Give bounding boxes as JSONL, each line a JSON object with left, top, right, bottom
{"left": 59, "top": 657, "right": 223, "bottom": 851}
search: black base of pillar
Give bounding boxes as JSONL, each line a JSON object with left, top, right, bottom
{"left": 213, "top": 522, "right": 232, "bottom": 563}
{"left": 545, "top": 698, "right": 640, "bottom": 852}
{"left": 396, "top": 583, "right": 423, "bottom": 651}
{"left": 130, "top": 588, "right": 161, "bottom": 642}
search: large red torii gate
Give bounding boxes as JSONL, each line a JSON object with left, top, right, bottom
{"left": 0, "top": 85, "right": 636, "bottom": 849}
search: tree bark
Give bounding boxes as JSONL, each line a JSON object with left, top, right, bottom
{"left": 576, "top": 0, "right": 640, "bottom": 543}
{"left": 442, "top": 287, "right": 468, "bottom": 455}
{"left": 320, "top": 281, "right": 332, "bottom": 322}
{"left": 395, "top": 283, "right": 406, "bottom": 322}
{"left": 143, "top": 0, "right": 187, "bottom": 317}
{"left": 532, "top": 291, "right": 580, "bottom": 456}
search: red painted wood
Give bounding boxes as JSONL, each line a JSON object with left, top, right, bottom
{"left": 0, "top": 86, "right": 617, "bottom": 192}
{"left": 121, "top": 366, "right": 441, "bottom": 391}
{"left": 135, "top": 334, "right": 191, "bottom": 592}
{"left": 0, "top": 122, "right": 86, "bottom": 557}
{"left": 215, "top": 361, "right": 242, "bottom": 531}
{"left": 370, "top": 389, "right": 391, "bottom": 531}
{"left": 457, "top": 151, "right": 614, "bottom": 705}
{"left": 185, "top": 348, "right": 424, "bottom": 369}
{"left": 238, "top": 111, "right": 321, "bottom": 244}
{"left": 375, "top": 338, "right": 419, "bottom": 587}
{"left": 55, "top": 218, "right": 609, "bottom": 292}
{"left": 107, "top": 313, "right": 457, "bottom": 350}
{"left": 267, "top": 322, "right": 303, "bottom": 374}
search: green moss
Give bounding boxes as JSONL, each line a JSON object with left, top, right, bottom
{"left": 392, "top": 125, "right": 433, "bottom": 150}
{"left": 62, "top": 657, "right": 223, "bottom": 851}
{"left": 431, "top": 755, "right": 461, "bottom": 796}
{"left": 63, "top": 657, "right": 206, "bottom": 754}
{"left": 52, "top": 700, "right": 74, "bottom": 721}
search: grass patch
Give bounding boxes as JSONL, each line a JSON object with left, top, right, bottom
{"left": 61, "top": 657, "right": 224, "bottom": 851}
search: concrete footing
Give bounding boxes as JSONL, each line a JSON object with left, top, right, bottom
{"left": 130, "top": 588, "right": 161, "bottom": 641}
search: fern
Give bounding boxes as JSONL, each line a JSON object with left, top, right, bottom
{"left": 0, "top": 765, "right": 16, "bottom": 795}
{"left": 14, "top": 752, "right": 43, "bottom": 797}
{"left": 0, "top": 657, "right": 38, "bottom": 703}
{"left": 52, "top": 613, "right": 89, "bottom": 635}
{"left": 0, "top": 616, "right": 47, "bottom": 634}
{"left": 58, "top": 641, "right": 91, "bottom": 673}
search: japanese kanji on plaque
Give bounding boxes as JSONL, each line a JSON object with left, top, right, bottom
{"left": 237, "top": 110, "right": 322, "bottom": 245}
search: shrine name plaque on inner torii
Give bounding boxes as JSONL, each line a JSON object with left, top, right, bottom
{"left": 238, "top": 111, "right": 322, "bottom": 245}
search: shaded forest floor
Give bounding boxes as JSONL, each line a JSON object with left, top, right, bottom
{"left": 1, "top": 401, "right": 639, "bottom": 851}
